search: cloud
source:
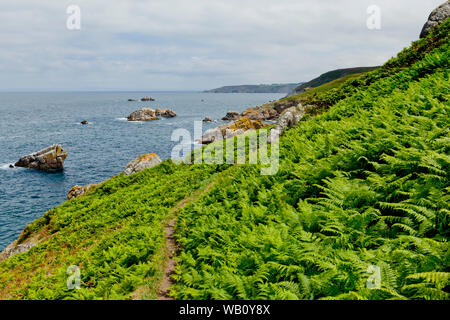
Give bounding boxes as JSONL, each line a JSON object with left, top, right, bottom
{"left": 0, "top": 0, "right": 444, "bottom": 91}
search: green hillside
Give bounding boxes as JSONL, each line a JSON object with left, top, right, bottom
{"left": 286, "top": 66, "right": 380, "bottom": 97}
{"left": 0, "top": 19, "right": 449, "bottom": 300}
{"left": 205, "top": 83, "right": 302, "bottom": 93}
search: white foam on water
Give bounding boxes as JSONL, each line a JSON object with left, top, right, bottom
{"left": 118, "top": 118, "right": 146, "bottom": 123}
{"left": 0, "top": 163, "right": 13, "bottom": 170}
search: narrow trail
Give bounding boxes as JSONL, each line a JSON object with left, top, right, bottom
{"left": 157, "top": 218, "right": 177, "bottom": 300}
{"left": 156, "top": 177, "right": 219, "bottom": 300}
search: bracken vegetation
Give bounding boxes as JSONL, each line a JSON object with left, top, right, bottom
{"left": 0, "top": 19, "right": 449, "bottom": 300}
{"left": 172, "top": 20, "right": 450, "bottom": 300}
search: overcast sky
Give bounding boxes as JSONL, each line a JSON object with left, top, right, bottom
{"left": 0, "top": 0, "right": 444, "bottom": 91}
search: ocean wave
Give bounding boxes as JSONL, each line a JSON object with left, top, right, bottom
{"left": 0, "top": 163, "right": 13, "bottom": 170}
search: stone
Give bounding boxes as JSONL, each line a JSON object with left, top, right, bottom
{"left": 81, "top": 120, "right": 88, "bottom": 125}
{"left": 197, "top": 116, "right": 267, "bottom": 144}
{"left": 202, "top": 117, "right": 213, "bottom": 122}
{"left": 420, "top": 1, "right": 450, "bottom": 38}
{"left": 127, "top": 108, "right": 176, "bottom": 121}
{"left": 229, "top": 117, "right": 265, "bottom": 131}
{"left": 0, "top": 242, "right": 36, "bottom": 262}
{"left": 268, "top": 104, "right": 312, "bottom": 143}
{"left": 155, "top": 108, "right": 177, "bottom": 118}
{"left": 128, "top": 99, "right": 137, "bottom": 101}
{"left": 123, "top": 153, "right": 162, "bottom": 176}
{"left": 141, "top": 96, "right": 155, "bottom": 101}
{"left": 222, "top": 111, "right": 240, "bottom": 121}
{"left": 127, "top": 108, "right": 161, "bottom": 121}
{"left": 9, "top": 164, "right": 14, "bottom": 168}
{"left": 67, "top": 184, "right": 99, "bottom": 200}
{"left": 15, "top": 144, "right": 68, "bottom": 171}
{"left": 241, "top": 108, "right": 278, "bottom": 121}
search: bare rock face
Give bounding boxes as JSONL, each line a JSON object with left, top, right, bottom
{"left": 67, "top": 184, "right": 99, "bottom": 200}
{"left": 198, "top": 116, "right": 266, "bottom": 144}
{"left": 15, "top": 144, "right": 68, "bottom": 171}
{"left": 141, "top": 96, "right": 155, "bottom": 101}
{"left": 240, "top": 99, "right": 298, "bottom": 121}
{"left": 420, "top": 1, "right": 450, "bottom": 38}
{"left": 222, "top": 111, "right": 240, "bottom": 121}
{"left": 241, "top": 108, "right": 278, "bottom": 121}
{"left": 268, "top": 104, "right": 312, "bottom": 143}
{"left": 123, "top": 153, "right": 162, "bottom": 176}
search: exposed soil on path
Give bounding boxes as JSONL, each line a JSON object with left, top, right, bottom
{"left": 157, "top": 218, "right": 177, "bottom": 300}
{"left": 156, "top": 177, "right": 220, "bottom": 300}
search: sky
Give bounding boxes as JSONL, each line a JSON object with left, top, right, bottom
{"left": 0, "top": 0, "right": 444, "bottom": 91}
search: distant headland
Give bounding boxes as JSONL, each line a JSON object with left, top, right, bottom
{"left": 204, "top": 83, "right": 302, "bottom": 93}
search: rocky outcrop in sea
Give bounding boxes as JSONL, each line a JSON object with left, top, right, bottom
{"left": 222, "top": 111, "right": 240, "bottom": 121}
{"left": 127, "top": 108, "right": 176, "bottom": 121}
{"left": 15, "top": 144, "right": 68, "bottom": 171}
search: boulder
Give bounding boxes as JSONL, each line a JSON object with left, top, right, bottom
{"left": 202, "top": 117, "right": 213, "bottom": 122}
{"left": 128, "top": 99, "right": 137, "bottom": 101}
{"left": 123, "top": 153, "right": 162, "bottom": 176}
{"left": 67, "top": 184, "right": 99, "bottom": 200}
{"left": 81, "top": 120, "right": 88, "bottom": 125}
{"left": 141, "top": 96, "right": 155, "bottom": 101}
{"left": 420, "top": 1, "right": 450, "bottom": 38}
{"left": 15, "top": 144, "right": 68, "bottom": 171}
{"left": 268, "top": 104, "right": 312, "bottom": 143}
{"left": 127, "top": 108, "right": 161, "bottom": 121}
{"left": 222, "top": 111, "right": 240, "bottom": 121}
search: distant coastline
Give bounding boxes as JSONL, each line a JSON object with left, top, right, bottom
{"left": 204, "top": 83, "right": 303, "bottom": 93}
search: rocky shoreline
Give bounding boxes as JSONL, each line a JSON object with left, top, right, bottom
{"left": 1, "top": 151, "right": 164, "bottom": 261}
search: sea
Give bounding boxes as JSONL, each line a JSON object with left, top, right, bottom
{"left": 0, "top": 91, "right": 283, "bottom": 250}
